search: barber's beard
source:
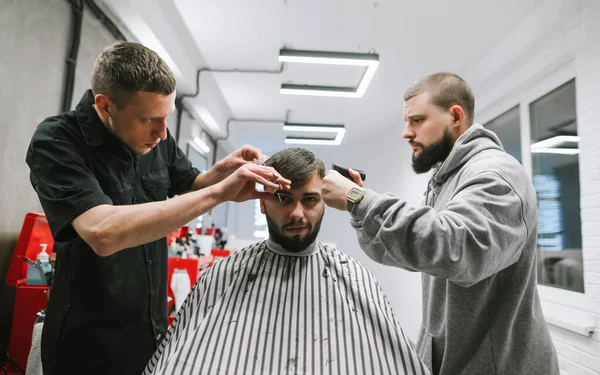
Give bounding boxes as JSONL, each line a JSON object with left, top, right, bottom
{"left": 265, "top": 209, "right": 324, "bottom": 253}
{"left": 411, "top": 129, "right": 454, "bottom": 174}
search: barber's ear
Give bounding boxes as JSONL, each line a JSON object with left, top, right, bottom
{"left": 450, "top": 105, "right": 465, "bottom": 127}
{"left": 94, "top": 94, "right": 112, "bottom": 119}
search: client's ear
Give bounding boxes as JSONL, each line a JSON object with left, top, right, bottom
{"left": 260, "top": 200, "right": 266, "bottom": 214}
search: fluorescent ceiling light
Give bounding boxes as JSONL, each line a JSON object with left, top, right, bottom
{"left": 283, "top": 124, "right": 345, "bottom": 133}
{"left": 285, "top": 137, "right": 342, "bottom": 146}
{"left": 530, "top": 135, "right": 580, "bottom": 150}
{"left": 283, "top": 123, "right": 346, "bottom": 146}
{"left": 278, "top": 50, "right": 379, "bottom": 66}
{"left": 194, "top": 107, "right": 221, "bottom": 133}
{"left": 280, "top": 86, "right": 358, "bottom": 98}
{"left": 193, "top": 136, "right": 211, "bottom": 153}
{"left": 531, "top": 148, "right": 579, "bottom": 155}
{"left": 278, "top": 49, "right": 379, "bottom": 98}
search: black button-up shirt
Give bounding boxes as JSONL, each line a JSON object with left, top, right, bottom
{"left": 26, "top": 90, "right": 200, "bottom": 375}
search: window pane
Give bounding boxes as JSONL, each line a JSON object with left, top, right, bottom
{"left": 484, "top": 105, "right": 522, "bottom": 163}
{"left": 530, "top": 79, "right": 584, "bottom": 293}
{"left": 186, "top": 143, "right": 209, "bottom": 228}
{"left": 186, "top": 143, "right": 209, "bottom": 173}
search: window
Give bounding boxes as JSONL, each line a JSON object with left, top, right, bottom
{"left": 529, "top": 79, "right": 584, "bottom": 293}
{"left": 254, "top": 200, "right": 268, "bottom": 239}
{"left": 186, "top": 142, "right": 210, "bottom": 227}
{"left": 483, "top": 106, "right": 522, "bottom": 163}
{"left": 186, "top": 143, "right": 208, "bottom": 173}
{"left": 478, "top": 62, "right": 593, "bottom": 335}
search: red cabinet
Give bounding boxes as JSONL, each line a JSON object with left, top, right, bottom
{"left": 4, "top": 213, "right": 54, "bottom": 374}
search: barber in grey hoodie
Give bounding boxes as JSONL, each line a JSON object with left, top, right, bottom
{"left": 322, "top": 72, "right": 559, "bottom": 375}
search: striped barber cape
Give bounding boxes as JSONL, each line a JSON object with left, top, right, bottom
{"left": 144, "top": 239, "right": 430, "bottom": 375}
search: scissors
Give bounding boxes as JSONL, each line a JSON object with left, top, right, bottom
{"left": 254, "top": 159, "right": 282, "bottom": 203}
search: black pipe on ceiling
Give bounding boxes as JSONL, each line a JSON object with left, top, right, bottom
{"left": 83, "top": 0, "right": 127, "bottom": 41}
{"left": 211, "top": 110, "right": 290, "bottom": 166}
{"left": 175, "top": 65, "right": 284, "bottom": 165}
{"left": 61, "top": 0, "right": 126, "bottom": 114}
{"left": 175, "top": 68, "right": 208, "bottom": 145}
{"left": 61, "top": 0, "right": 84, "bottom": 113}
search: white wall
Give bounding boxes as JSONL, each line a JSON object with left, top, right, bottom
{"left": 467, "top": 1, "right": 600, "bottom": 374}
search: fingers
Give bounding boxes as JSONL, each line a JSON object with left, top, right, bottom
{"left": 264, "top": 167, "right": 291, "bottom": 189}
{"left": 239, "top": 144, "right": 263, "bottom": 162}
{"left": 348, "top": 168, "right": 364, "bottom": 187}
{"left": 240, "top": 164, "right": 291, "bottom": 190}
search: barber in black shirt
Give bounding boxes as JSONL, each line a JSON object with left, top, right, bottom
{"left": 25, "top": 41, "right": 290, "bottom": 375}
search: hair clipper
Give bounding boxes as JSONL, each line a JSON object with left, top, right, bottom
{"left": 332, "top": 163, "right": 366, "bottom": 182}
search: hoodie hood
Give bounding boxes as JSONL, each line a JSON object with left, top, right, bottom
{"left": 432, "top": 123, "right": 504, "bottom": 185}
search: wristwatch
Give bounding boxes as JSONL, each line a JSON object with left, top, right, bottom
{"left": 347, "top": 187, "right": 366, "bottom": 213}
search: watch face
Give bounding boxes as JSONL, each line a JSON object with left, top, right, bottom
{"left": 348, "top": 188, "right": 364, "bottom": 200}
{"left": 349, "top": 190, "right": 361, "bottom": 198}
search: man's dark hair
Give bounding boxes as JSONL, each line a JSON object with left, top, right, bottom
{"left": 91, "top": 42, "right": 176, "bottom": 108}
{"left": 264, "top": 148, "right": 326, "bottom": 189}
{"left": 404, "top": 72, "right": 475, "bottom": 125}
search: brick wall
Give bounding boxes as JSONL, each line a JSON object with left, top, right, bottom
{"left": 468, "top": 1, "right": 600, "bottom": 373}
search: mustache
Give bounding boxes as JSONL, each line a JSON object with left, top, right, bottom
{"left": 283, "top": 220, "right": 309, "bottom": 229}
{"left": 409, "top": 140, "right": 424, "bottom": 148}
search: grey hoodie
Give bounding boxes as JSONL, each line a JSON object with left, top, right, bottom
{"left": 350, "top": 124, "right": 559, "bottom": 375}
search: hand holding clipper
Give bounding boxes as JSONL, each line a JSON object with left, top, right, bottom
{"left": 332, "top": 163, "right": 366, "bottom": 184}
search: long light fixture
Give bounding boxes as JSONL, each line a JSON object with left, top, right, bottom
{"left": 283, "top": 123, "right": 346, "bottom": 146}
{"left": 530, "top": 148, "right": 580, "bottom": 155}
{"left": 530, "top": 135, "right": 579, "bottom": 155}
{"left": 278, "top": 49, "right": 379, "bottom": 98}
{"left": 530, "top": 135, "right": 580, "bottom": 149}
{"left": 193, "top": 136, "right": 211, "bottom": 153}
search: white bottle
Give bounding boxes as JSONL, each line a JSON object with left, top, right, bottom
{"left": 38, "top": 244, "right": 52, "bottom": 272}
{"left": 37, "top": 244, "right": 53, "bottom": 284}
{"left": 170, "top": 269, "right": 191, "bottom": 313}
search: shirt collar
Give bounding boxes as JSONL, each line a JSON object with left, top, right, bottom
{"left": 266, "top": 238, "right": 319, "bottom": 257}
{"left": 75, "top": 89, "right": 114, "bottom": 147}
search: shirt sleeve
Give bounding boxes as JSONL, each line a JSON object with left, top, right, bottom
{"left": 26, "top": 120, "right": 112, "bottom": 241}
{"left": 165, "top": 129, "right": 201, "bottom": 197}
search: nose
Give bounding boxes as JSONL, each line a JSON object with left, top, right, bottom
{"left": 153, "top": 118, "right": 168, "bottom": 141}
{"left": 402, "top": 123, "right": 415, "bottom": 140}
{"left": 289, "top": 200, "right": 305, "bottom": 222}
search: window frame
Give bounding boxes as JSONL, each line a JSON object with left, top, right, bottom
{"left": 476, "top": 60, "right": 595, "bottom": 336}
{"left": 482, "top": 105, "right": 522, "bottom": 163}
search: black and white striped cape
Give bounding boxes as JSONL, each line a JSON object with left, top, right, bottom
{"left": 144, "top": 240, "right": 430, "bottom": 375}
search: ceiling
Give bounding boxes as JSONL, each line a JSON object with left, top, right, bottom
{"left": 104, "top": 0, "right": 544, "bottom": 154}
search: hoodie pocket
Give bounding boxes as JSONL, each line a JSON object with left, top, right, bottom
{"left": 417, "top": 329, "right": 434, "bottom": 373}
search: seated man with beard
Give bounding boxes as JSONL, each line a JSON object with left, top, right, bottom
{"left": 144, "top": 148, "right": 429, "bottom": 375}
